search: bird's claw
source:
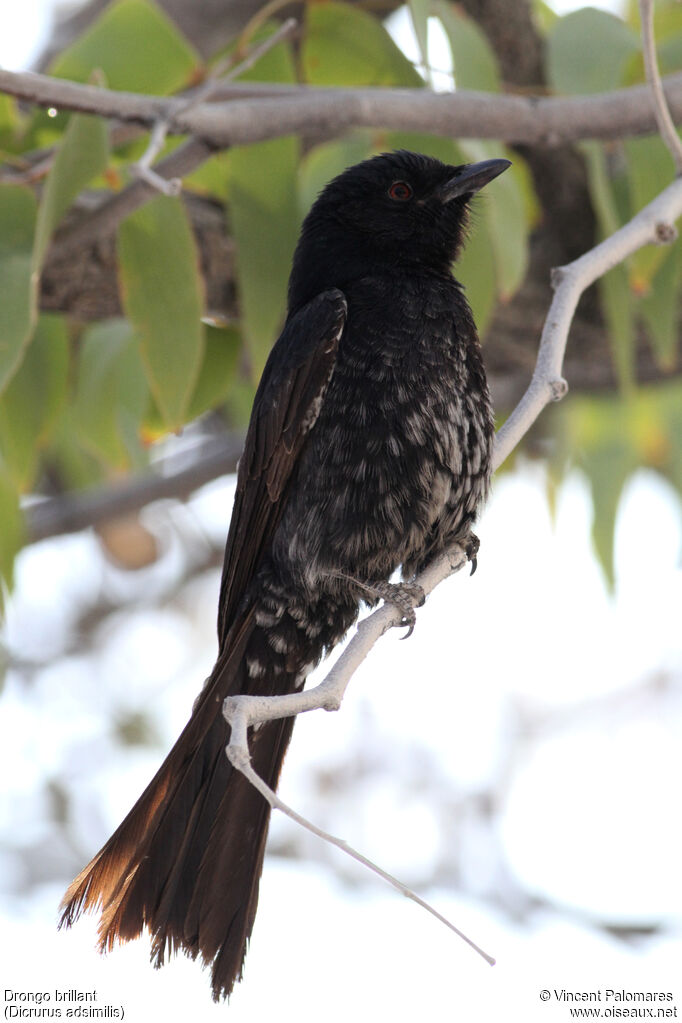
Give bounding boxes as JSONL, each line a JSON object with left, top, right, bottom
{"left": 370, "top": 581, "right": 425, "bottom": 639}
{"left": 462, "top": 533, "right": 480, "bottom": 576}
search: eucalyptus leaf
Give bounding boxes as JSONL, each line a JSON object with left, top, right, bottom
{"left": 0, "top": 185, "right": 37, "bottom": 394}
{"left": 118, "top": 197, "right": 204, "bottom": 429}
{"left": 436, "top": 1, "right": 501, "bottom": 92}
{"left": 547, "top": 7, "right": 639, "bottom": 94}
{"left": 626, "top": 135, "right": 678, "bottom": 289}
{"left": 0, "top": 315, "right": 69, "bottom": 489}
{"left": 639, "top": 241, "right": 681, "bottom": 369}
{"left": 227, "top": 137, "right": 300, "bottom": 378}
{"left": 454, "top": 211, "right": 497, "bottom": 339}
{"left": 460, "top": 141, "right": 528, "bottom": 302}
{"left": 73, "top": 319, "right": 149, "bottom": 465}
{"left": 187, "top": 324, "right": 241, "bottom": 421}
{"left": 0, "top": 468, "right": 23, "bottom": 602}
{"left": 34, "top": 113, "right": 109, "bottom": 268}
{"left": 598, "top": 266, "right": 636, "bottom": 393}
{"left": 583, "top": 143, "right": 636, "bottom": 392}
{"left": 298, "top": 136, "right": 375, "bottom": 216}
{"left": 49, "top": 0, "right": 200, "bottom": 94}
{"left": 302, "top": 2, "right": 422, "bottom": 87}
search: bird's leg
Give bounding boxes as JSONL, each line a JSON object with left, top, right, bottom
{"left": 324, "top": 571, "right": 425, "bottom": 638}
{"left": 363, "top": 580, "right": 426, "bottom": 639}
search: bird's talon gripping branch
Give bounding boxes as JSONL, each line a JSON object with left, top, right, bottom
{"left": 461, "top": 533, "right": 480, "bottom": 576}
{"left": 367, "top": 581, "right": 426, "bottom": 638}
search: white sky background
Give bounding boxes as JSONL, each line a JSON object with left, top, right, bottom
{"left": 2, "top": 1, "right": 682, "bottom": 1020}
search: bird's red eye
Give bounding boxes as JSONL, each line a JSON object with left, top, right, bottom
{"left": 388, "top": 181, "right": 413, "bottom": 201}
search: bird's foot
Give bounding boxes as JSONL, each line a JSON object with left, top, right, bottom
{"left": 462, "top": 532, "right": 480, "bottom": 576}
{"left": 368, "top": 580, "right": 426, "bottom": 639}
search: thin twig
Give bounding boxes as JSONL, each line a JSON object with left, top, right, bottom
{"left": 639, "top": 0, "right": 682, "bottom": 173}
{"left": 226, "top": 738, "right": 495, "bottom": 966}
{"left": 130, "top": 18, "right": 298, "bottom": 194}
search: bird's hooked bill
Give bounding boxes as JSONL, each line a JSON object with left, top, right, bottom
{"left": 439, "top": 158, "right": 512, "bottom": 201}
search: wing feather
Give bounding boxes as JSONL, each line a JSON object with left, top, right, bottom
{"left": 217, "top": 289, "right": 346, "bottom": 647}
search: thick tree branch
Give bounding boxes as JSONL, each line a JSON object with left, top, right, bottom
{"left": 25, "top": 434, "right": 243, "bottom": 544}
{"left": 3, "top": 69, "right": 682, "bottom": 148}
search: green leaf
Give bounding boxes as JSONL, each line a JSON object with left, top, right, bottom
{"left": 303, "top": 2, "right": 422, "bottom": 87}
{"left": 564, "top": 395, "right": 633, "bottom": 588}
{"left": 0, "top": 315, "right": 69, "bottom": 489}
{"left": 626, "top": 135, "right": 678, "bottom": 289}
{"left": 49, "top": 0, "right": 200, "bottom": 94}
{"left": 0, "top": 94, "right": 20, "bottom": 150}
{"left": 72, "top": 319, "right": 149, "bottom": 465}
{"left": 0, "top": 115, "right": 108, "bottom": 396}
{"left": 118, "top": 197, "right": 204, "bottom": 429}
{"left": 52, "top": 420, "right": 108, "bottom": 491}
{"left": 460, "top": 140, "right": 528, "bottom": 301}
{"left": 227, "top": 137, "right": 301, "bottom": 377}
{"left": 547, "top": 8, "right": 639, "bottom": 94}
{"left": 639, "top": 241, "right": 681, "bottom": 369}
{"left": 598, "top": 265, "right": 636, "bottom": 393}
{"left": 0, "top": 468, "right": 24, "bottom": 605}
{"left": 436, "top": 1, "right": 501, "bottom": 92}
{"left": 582, "top": 143, "right": 636, "bottom": 391}
{"left": 184, "top": 152, "right": 231, "bottom": 201}
{"left": 384, "top": 132, "right": 465, "bottom": 165}
{"left": 298, "top": 135, "right": 375, "bottom": 215}
{"left": 454, "top": 210, "right": 497, "bottom": 339}
{"left": 583, "top": 142, "right": 620, "bottom": 236}
{"left": 584, "top": 437, "right": 632, "bottom": 590}
{"left": 34, "top": 113, "right": 109, "bottom": 268}
{"left": 230, "top": 21, "right": 297, "bottom": 84}
{"left": 187, "top": 323, "right": 241, "bottom": 421}
{"left": 0, "top": 185, "right": 37, "bottom": 394}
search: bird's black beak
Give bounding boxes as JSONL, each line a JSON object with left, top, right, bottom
{"left": 439, "top": 158, "right": 512, "bottom": 202}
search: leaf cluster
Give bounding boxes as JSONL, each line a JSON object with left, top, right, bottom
{"left": 0, "top": 0, "right": 681, "bottom": 596}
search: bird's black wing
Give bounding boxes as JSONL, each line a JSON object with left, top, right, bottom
{"left": 216, "top": 289, "right": 346, "bottom": 647}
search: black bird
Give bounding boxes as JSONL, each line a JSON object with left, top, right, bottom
{"left": 60, "top": 150, "right": 510, "bottom": 999}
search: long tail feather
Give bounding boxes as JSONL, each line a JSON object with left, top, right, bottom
{"left": 59, "top": 613, "right": 294, "bottom": 1000}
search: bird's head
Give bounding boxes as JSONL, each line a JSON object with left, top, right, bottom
{"left": 288, "top": 150, "right": 511, "bottom": 312}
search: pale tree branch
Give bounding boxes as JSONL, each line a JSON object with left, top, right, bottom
{"left": 494, "top": 180, "right": 682, "bottom": 464}
{"left": 221, "top": 168, "right": 682, "bottom": 962}
{"left": 2, "top": 69, "right": 682, "bottom": 148}
{"left": 24, "top": 434, "right": 244, "bottom": 544}
{"left": 639, "top": 0, "right": 682, "bottom": 173}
